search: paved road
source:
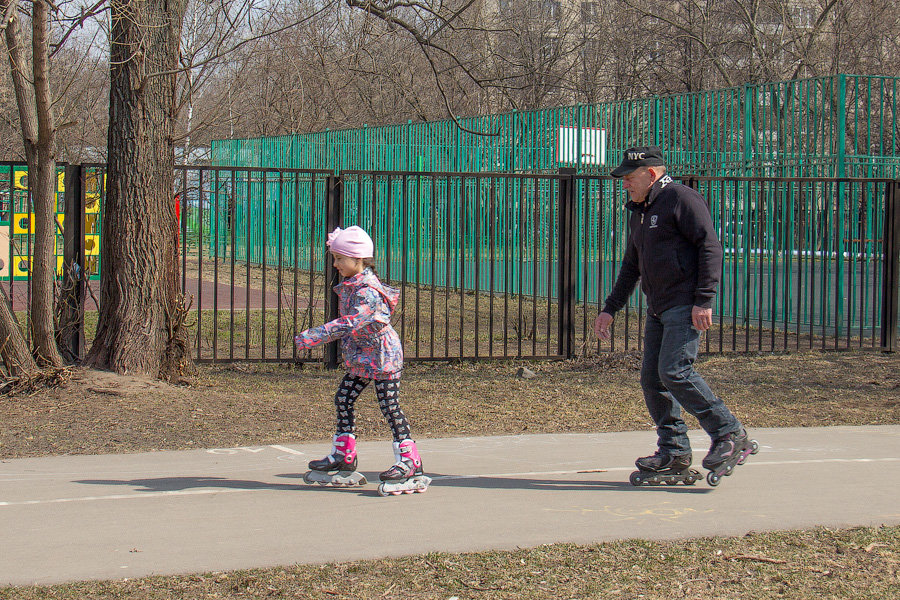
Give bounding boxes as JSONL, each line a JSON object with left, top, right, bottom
{"left": 2, "top": 426, "right": 898, "bottom": 586}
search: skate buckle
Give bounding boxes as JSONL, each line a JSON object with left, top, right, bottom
{"left": 706, "top": 439, "right": 759, "bottom": 486}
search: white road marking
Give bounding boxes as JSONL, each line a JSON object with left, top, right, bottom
{"left": 205, "top": 446, "right": 267, "bottom": 455}
{"left": 0, "top": 487, "right": 264, "bottom": 507}
{"left": 0, "top": 457, "right": 896, "bottom": 508}
{"left": 269, "top": 445, "right": 305, "bottom": 456}
{"left": 430, "top": 457, "right": 900, "bottom": 481}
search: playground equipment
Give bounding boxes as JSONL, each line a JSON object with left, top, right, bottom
{"left": 0, "top": 164, "right": 102, "bottom": 281}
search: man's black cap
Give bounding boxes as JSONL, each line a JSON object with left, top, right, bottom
{"left": 610, "top": 146, "right": 666, "bottom": 177}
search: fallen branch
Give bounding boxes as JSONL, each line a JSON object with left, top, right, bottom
{"left": 86, "top": 386, "right": 127, "bottom": 397}
{"left": 1, "top": 365, "right": 74, "bottom": 395}
{"left": 724, "top": 554, "right": 787, "bottom": 564}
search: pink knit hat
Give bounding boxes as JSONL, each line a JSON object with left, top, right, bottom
{"left": 326, "top": 226, "right": 374, "bottom": 258}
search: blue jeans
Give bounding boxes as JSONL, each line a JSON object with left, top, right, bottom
{"left": 640, "top": 305, "right": 742, "bottom": 456}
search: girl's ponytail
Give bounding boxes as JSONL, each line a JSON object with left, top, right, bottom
{"left": 363, "top": 257, "right": 379, "bottom": 278}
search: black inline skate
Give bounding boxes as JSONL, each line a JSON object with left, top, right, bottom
{"left": 629, "top": 451, "right": 701, "bottom": 486}
{"left": 303, "top": 433, "right": 368, "bottom": 487}
{"left": 702, "top": 429, "right": 759, "bottom": 486}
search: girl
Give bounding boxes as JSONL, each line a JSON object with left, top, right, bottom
{"left": 294, "top": 226, "right": 430, "bottom": 495}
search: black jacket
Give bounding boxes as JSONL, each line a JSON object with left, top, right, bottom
{"left": 602, "top": 175, "right": 723, "bottom": 316}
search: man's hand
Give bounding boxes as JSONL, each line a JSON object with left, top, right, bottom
{"left": 691, "top": 306, "right": 713, "bottom": 331}
{"left": 594, "top": 312, "right": 614, "bottom": 340}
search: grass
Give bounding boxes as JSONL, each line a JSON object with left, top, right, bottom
{"left": 2, "top": 350, "right": 898, "bottom": 459}
{"left": 1, "top": 526, "right": 897, "bottom": 599}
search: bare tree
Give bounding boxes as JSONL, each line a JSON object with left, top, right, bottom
{"left": 52, "top": 43, "right": 110, "bottom": 163}
{"left": 1, "top": 0, "right": 64, "bottom": 369}
{"left": 0, "top": 63, "right": 23, "bottom": 157}
{"left": 84, "top": 0, "right": 189, "bottom": 378}
{"left": 158, "top": 0, "right": 900, "bottom": 147}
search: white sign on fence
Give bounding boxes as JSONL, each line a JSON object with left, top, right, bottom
{"left": 557, "top": 127, "right": 607, "bottom": 166}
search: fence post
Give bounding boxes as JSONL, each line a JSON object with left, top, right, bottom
{"left": 60, "top": 164, "right": 85, "bottom": 361}
{"left": 557, "top": 168, "right": 576, "bottom": 358}
{"left": 881, "top": 179, "right": 900, "bottom": 352}
{"left": 683, "top": 175, "right": 708, "bottom": 211}
{"left": 323, "top": 175, "right": 343, "bottom": 368}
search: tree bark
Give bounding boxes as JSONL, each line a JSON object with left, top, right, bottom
{"left": 1, "top": 0, "right": 63, "bottom": 369}
{"left": 27, "top": 0, "right": 62, "bottom": 367}
{"left": 0, "top": 287, "right": 38, "bottom": 377}
{"left": 85, "top": 0, "right": 189, "bottom": 378}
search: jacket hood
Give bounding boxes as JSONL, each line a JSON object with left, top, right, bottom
{"left": 338, "top": 268, "right": 400, "bottom": 311}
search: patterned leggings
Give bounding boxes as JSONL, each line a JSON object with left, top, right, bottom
{"left": 333, "top": 374, "right": 411, "bottom": 442}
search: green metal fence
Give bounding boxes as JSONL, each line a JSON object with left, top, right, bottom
{"left": 197, "top": 167, "right": 331, "bottom": 269}
{"left": 194, "top": 166, "right": 895, "bottom": 354}
{"left": 212, "top": 74, "right": 900, "bottom": 178}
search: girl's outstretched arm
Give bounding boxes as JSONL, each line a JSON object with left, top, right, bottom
{"left": 294, "top": 289, "right": 384, "bottom": 350}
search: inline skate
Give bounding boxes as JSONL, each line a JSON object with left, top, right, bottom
{"left": 303, "top": 433, "right": 368, "bottom": 487}
{"left": 629, "top": 451, "right": 701, "bottom": 486}
{"left": 377, "top": 439, "right": 431, "bottom": 496}
{"left": 702, "top": 430, "right": 759, "bottom": 486}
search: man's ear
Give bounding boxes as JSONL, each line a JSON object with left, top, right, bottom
{"left": 646, "top": 166, "right": 664, "bottom": 181}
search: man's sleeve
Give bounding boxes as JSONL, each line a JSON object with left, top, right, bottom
{"left": 675, "top": 189, "right": 722, "bottom": 308}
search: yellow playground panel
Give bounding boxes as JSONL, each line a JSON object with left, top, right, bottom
{"left": 1, "top": 166, "right": 101, "bottom": 280}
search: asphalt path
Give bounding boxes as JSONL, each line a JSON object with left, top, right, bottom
{"left": 1, "top": 426, "right": 898, "bottom": 586}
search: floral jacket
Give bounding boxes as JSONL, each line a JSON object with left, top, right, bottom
{"left": 294, "top": 269, "right": 403, "bottom": 379}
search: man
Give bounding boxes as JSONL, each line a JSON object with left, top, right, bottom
{"left": 594, "top": 146, "right": 752, "bottom": 482}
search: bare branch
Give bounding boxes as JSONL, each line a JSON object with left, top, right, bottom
{"left": 49, "top": 0, "right": 108, "bottom": 59}
{"left": 0, "top": 0, "right": 16, "bottom": 34}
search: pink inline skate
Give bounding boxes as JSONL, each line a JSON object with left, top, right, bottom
{"left": 303, "top": 433, "right": 368, "bottom": 486}
{"left": 377, "top": 439, "right": 431, "bottom": 496}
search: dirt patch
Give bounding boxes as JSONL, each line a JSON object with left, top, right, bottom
{"left": 73, "top": 369, "right": 178, "bottom": 397}
{"left": 1, "top": 350, "right": 898, "bottom": 459}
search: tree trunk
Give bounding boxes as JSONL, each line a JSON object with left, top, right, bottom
{"left": 0, "top": 288, "right": 38, "bottom": 377}
{"left": 27, "top": 0, "right": 62, "bottom": 367}
{"left": 27, "top": 150, "right": 61, "bottom": 367}
{"left": 1, "top": 0, "right": 63, "bottom": 368}
{"left": 85, "top": 0, "right": 189, "bottom": 379}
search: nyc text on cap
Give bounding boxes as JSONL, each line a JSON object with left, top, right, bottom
{"left": 610, "top": 146, "right": 666, "bottom": 177}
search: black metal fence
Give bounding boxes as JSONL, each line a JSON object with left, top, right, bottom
{"left": 7, "top": 163, "right": 900, "bottom": 364}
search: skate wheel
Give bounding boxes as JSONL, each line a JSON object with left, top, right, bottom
{"left": 737, "top": 454, "right": 748, "bottom": 465}
{"left": 629, "top": 471, "right": 644, "bottom": 486}
{"left": 724, "top": 464, "right": 735, "bottom": 476}
{"left": 750, "top": 440, "right": 760, "bottom": 454}
{"left": 665, "top": 479, "right": 677, "bottom": 485}
{"left": 707, "top": 471, "right": 721, "bottom": 486}
{"left": 683, "top": 476, "right": 697, "bottom": 485}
